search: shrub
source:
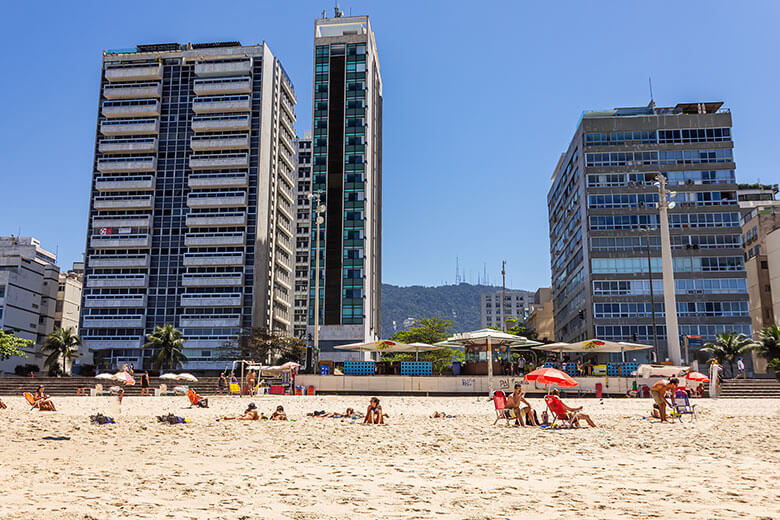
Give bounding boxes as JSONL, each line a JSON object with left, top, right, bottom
{"left": 14, "top": 363, "right": 40, "bottom": 376}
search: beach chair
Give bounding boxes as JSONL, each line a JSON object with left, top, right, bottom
{"left": 672, "top": 389, "right": 697, "bottom": 422}
{"left": 492, "top": 390, "right": 515, "bottom": 426}
{"left": 24, "top": 392, "right": 38, "bottom": 410}
{"left": 544, "top": 394, "right": 579, "bottom": 428}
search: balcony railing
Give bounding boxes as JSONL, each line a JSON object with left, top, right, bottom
{"left": 102, "top": 100, "right": 160, "bottom": 118}
{"left": 95, "top": 175, "right": 155, "bottom": 192}
{"left": 188, "top": 173, "right": 248, "bottom": 189}
{"left": 185, "top": 212, "right": 247, "bottom": 227}
{"left": 190, "top": 134, "right": 250, "bottom": 151}
{"left": 186, "top": 192, "right": 248, "bottom": 209}
{"left": 100, "top": 118, "right": 159, "bottom": 136}
{"left": 99, "top": 137, "right": 157, "bottom": 154}
{"left": 184, "top": 231, "right": 246, "bottom": 247}
{"left": 183, "top": 252, "right": 245, "bottom": 266}
{"left": 193, "top": 77, "right": 252, "bottom": 95}
{"left": 103, "top": 82, "right": 162, "bottom": 100}
{"left": 90, "top": 234, "right": 152, "bottom": 249}
{"left": 97, "top": 156, "right": 156, "bottom": 173}
{"left": 89, "top": 255, "right": 150, "bottom": 269}
{"left": 180, "top": 293, "right": 242, "bottom": 307}
{"left": 182, "top": 273, "right": 244, "bottom": 287}
{"left": 179, "top": 316, "right": 242, "bottom": 327}
{"left": 87, "top": 274, "right": 148, "bottom": 288}
{"left": 93, "top": 195, "right": 153, "bottom": 211}
{"left": 191, "top": 114, "right": 250, "bottom": 132}
{"left": 82, "top": 316, "right": 146, "bottom": 328}
{"left": 105, "top": 63, "right": 162, "bottom": 82}
{"left": 194, "top": 60, "right": 252, "bottom": 77}
{"left": 84, "top": 295, "right": 147, "bottom": 308}
{"left": 189, "top": 153, "right": 248, "bottom": 170}
{"left": 192, "top": 95, "right": 251, "bottom": 114}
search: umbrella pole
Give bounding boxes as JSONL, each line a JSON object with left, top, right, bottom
{"left": 487, "top": 336, "right": 493, "bottom": 397}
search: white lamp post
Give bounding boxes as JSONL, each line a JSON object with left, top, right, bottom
{"left": 307, "top": 193, "right": 326, "bottom": 371}
{"left": 654, "top": 174, "right": 682, "bottom": 365}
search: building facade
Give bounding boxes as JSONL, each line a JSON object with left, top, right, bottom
{"left": 55, "top": 268, "right": 83, "bottom": 335}
{"left": 307, "top": 13, "right": 383, "bottom": 359}
{"left": 480, "top": 289, "right": 535, "bottom": 329}
{"left": 527, "top": 287, "right": 555, "bottom": 341}
{"left": 293, "top": 132, "right": 313, "bottom": 339}
{"left": 548, "top": 102, "right": 751, "bottom": 362}
{"left": 81, "top": 41, "right": 297, "bottom": 371}
{"left": 0, "top": 237, "right": 59, "bottom": 374}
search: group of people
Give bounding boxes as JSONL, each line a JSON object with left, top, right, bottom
{"left": 220, "top": 403, "right": 288, "bottom": 421}
{"left": 307, "top": 397, "right": 387, "bottom": 424}
{"left": 502, "top": 384, "right": 597, "bottom": 428}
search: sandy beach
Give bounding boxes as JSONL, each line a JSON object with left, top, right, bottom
{"left": 1, "top": 395, "right": 778, "bottom": 520}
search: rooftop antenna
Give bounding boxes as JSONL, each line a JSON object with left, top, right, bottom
{"left": 648, "top": 77, "right": 656, "bottom": 109}
{"left": 334, "top": 2, "right": 343, "bottom": 17}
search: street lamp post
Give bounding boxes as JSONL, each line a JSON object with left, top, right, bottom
{"left": 654, "top": 174, "right": 682, "bottom": 365}
{"left": 307, "top": 193, "right": 326, "bottom": 372}
{"left": 641, "top": 226, "right": 660, "bottom": 362}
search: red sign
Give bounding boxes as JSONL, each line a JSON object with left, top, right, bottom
{"left": 99, "top": 227, "right": 114, "bottom": 235}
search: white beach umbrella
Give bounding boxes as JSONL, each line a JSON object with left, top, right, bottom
{"left": 159, "top": 373, "right": 179, "bottom": 380}
{"left": 177, "top": 373, "right": 198, "bottom": 382}
{"left": 95, "top": 373, "right": 114, "bottom": 380}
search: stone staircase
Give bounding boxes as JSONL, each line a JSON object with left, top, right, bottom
{"left": 0, "top": 376, "right": 223, "bottom": 396}
{"left": 719, "top": 378, "right": 780, "bottom": 398}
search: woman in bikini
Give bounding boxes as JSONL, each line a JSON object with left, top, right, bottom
{"left": 364, "top": 397, "right": 384, "bottom": 424}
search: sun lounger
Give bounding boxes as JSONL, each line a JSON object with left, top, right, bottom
{"left": 544, "top": 394, "right": 579, "bottom": 428}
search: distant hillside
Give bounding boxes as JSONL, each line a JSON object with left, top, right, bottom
{"left": 380, "top": 282, "right": 529, "bottom": 336}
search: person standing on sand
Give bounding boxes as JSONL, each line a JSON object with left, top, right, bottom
{"left": 650, "top": 378, "right": 678, "bottom": 422}
{"left": 140, "top": 372, "right": 150, "bottom": 396}
{"left": 218, "top": 373, "right": 227, "bottom": 395}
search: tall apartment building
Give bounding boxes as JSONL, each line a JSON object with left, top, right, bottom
{"left": 81, "top": 41, "right": 297, "bottom": 371}
{"left": 480, "top": 289, "right": 535, "bottom": 329}
{"left": 548, "top": 102, "right": 751, "bottom": 362}
{"left": 293, "top": 132, "right": 313, "bottom": 339}
{"left": 55, "top": 268, "right": 83, "bottom": 334}
{"left": 0, "top": 237, "right": 59, "bottom": 374}
{"left": 306, "top": 13, "right": 383, "bottom": 359}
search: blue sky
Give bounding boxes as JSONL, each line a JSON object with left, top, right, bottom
{"left": 1, "top": 1, "right": 778, "bottom": 290}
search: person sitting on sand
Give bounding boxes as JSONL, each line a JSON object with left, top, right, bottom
{"left": 270, "top": 405, "right": 288, "bottom": 421}
{"left": 364, "top": 397, "right": 385, "bottom": 424}
{"left": 33, "top": 386, "right": 56, "bottom": 411}
{"left": 221, "top": 402, "right": 260, "bottom": 421}
{"left": 549, "top": 389, "right": 597, "bottom": 427}
{"left": 506, "top": 384, "right": 536, "bottom": 426}
{"left": 650, "top": 378, "right": 679, "bottom": 423}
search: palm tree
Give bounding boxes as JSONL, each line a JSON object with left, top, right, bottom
{"left": 145, "top": 324, "right": 187, "bottom": 371}
{"left": 702, "top": 332, "right": 753, "bottom": 378}
{"left": 42, "top": 327, "right": 81, "bottom": 376}
{"left": 751, "top": 325, "right": 780, "bottom": 362}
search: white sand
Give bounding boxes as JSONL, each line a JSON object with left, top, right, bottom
{"left": 1, "top": 395, "right": 778, "bottom": 520}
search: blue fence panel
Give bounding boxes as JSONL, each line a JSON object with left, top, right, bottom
{"left": 400, "top": 362, "right": 432, "bottom": 376}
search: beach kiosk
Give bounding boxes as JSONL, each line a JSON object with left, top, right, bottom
{"left": 333, "top": 340, "right": 443, "bottom": 376}
{"left": 532, "top": 339, "right": 653, "bottom": 377}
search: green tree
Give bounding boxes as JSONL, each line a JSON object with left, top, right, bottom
{"left": 385, "top": 316, "right": 463, "bottom": 374}
{"left": 0, "top": 330, "right": 32, "bottom": 361}
{"left": 145, "top": 324, "right": 187, "bottom": 371}
{"left": 42, "top": 327, "right": 81, "bottom": 376}
{"left": 702, "top": 332, "right": 753, "bottom": 378}
{"left": 768, "top": 359, "right": 780, "bottom": 381}
{"left": 751, "top": 325, "right": 780, "bottom": 362}
{"left": 228, "top": 328, "right": 306, "bottom": 365}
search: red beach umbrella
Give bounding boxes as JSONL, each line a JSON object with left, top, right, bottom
{"left": 685, "top": 371, "right": 709, "bottom": 382}
{"left": 524, "top": 367, "right": 579, "bottom": 387}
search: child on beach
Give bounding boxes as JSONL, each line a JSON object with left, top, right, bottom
{"left": 270, "top": 405, "right": 288, "bottom": 421}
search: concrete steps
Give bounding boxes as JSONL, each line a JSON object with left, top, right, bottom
{"left": 719, "top": 378, "right": 780, "bottom": 398}
{"left": 0, "top": 376, "right": 223, "bottom": 396}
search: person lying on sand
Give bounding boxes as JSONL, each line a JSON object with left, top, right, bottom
{"left": 90, "top": 413, "right": 116, "bottom": 425}
{"left": 364, "top": 397, "right": 387, "bottom": 424}
{"left": 270, "top": 405, "right": 288, "bottom": 421}
{"left": 157, "top": 413, "right": 188, "bottom": 424}
{"left": 431, "top": 411, "right": 454, "bottom": 418}
{"left": 506, "top": 384, "right": 536, "bottom": 426}
{"left": 33, "top": 386, "right": 56, "bottom": 411}
{"left": 220, "top": 402, "right": 260, "bottom": 421}
{"left": 308, "top": 407, "right": 364, "bottom": 419}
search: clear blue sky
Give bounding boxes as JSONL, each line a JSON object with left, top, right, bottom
{"left": 1, "top": 1, "right": 778, "bottom": 290}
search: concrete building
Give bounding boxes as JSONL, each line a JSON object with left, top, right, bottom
{"left": 0, "top": 237, "right": 59, "bottom": 374}
{"left": 548, "top": 101, "right": 751, "bottom": 362}
{"left": 527, "top": 287, "right": 555, "bottom": 341}
{"left": 293, "top": 131, "right": 313, "bottom": 339}
{"left": 480, "top": 289, "right": 535, "bottom": 329}
{"left": 766, "top": 228, "right": 780, "bottom": 326}
{"left": 55, "top": 267, "right": 83, "bottom": 334}
{"left": 306, "top": 12, "right": 383, "bottom": 360}
{"left": 81, "top": 41, "right": 297, "bottom": 371}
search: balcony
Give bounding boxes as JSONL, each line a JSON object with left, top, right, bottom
{"left": 89, "top": 255, "right": 150, "bottom": 269}
{"left": 183, "top": 252, "right": 245, "bottom": 266}
{"left": 87, "top": 274, "right": 148, "bottom": 288}
{"left": 84, "top": 295, "right": 147, "bottom": 308}
{"left": 97, "top": 156, "right": 156, "bottom": 173}
{"left": 191, "top": 114, "right": 250, "bottom": 132}
{"left": 185, "top": 213, "right": 246, "bottom": 227}
{"left": 189, "top": 153, "right": 248, "bottom": 170}
{"left": 180, "top": 294, "right": 242, "bottom": 307}
{"left": 194, "top": 60, "right": 252, "bottom": 77}
{"left": 188, "top": 173, "right": 248, "bottom": 189}
{"left": 103, "top": 82, "right": 162, "bottom": 100}
{"left": 82, "top": 316, "right": 146, "bottom": 328}
{"left": 95, "top": 175, "right": 155, "bottom": 192}
{"left": 184, "top": 232, "right": 245, "bottom": 247}
{"left": 100, "top": 118, "right": 159, "bottom": 136}
{"left": 102, "top": 100, "right": 160, "bottom": 118}
{"left": 99, "top": 137, "right": 157, "bottom": 154}
{"left": 186, "top": 192, "right": 247, "bottom": 209}
{"left": 179, "top": 316, "right": 242, "bottom": 328}
{"left": 93, "top": 195, "right": 153, "bottom": 211}
{"left": 190, "top": 134, "right": 250, "bottom": 151}
{"left": 182, "top": 273, "right": 244, "bottom": 287}
{"left": 90, "top": 234, "right": 152, "bottom": 249}
{"left": 193, "top": 77, "right": 252, "bottom": 95}
{"left": 92, "top": 216, "right": 151, "bottom": 229}
{"left": 192, "top": 95, "right": 251, "bottom": 114}
{"left": 105, "top": 63, "right": 163, "bottom": 82}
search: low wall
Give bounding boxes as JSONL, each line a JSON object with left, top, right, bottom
{"left": 296, "top": 375, "right": 664, "bottom": 396}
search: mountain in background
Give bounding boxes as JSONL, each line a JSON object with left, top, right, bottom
{"left": 380, "top": 282, "right": 531, "bottom": 336}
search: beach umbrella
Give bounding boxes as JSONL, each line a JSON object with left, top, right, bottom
{"left": 95, "top": 373, "right": 114, "bottom": 379}
{"left": 177, "top": 373, "right": 198, "bottom": 382}
{"left": 279, "top": 361, "right": 301, "bottom": 370}
{"left": 524, "top": 367, "right": 578, "bottom": 388}
{"left": 685, "top": 371, "right": 709, "bottom": 382}
{"left": 159, "top": 373, "right": 179, "bottom": 380}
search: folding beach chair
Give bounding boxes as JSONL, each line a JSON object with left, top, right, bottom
{"left": 544, "top": 394, "right": 579, "bottom": 428}
{"left": 492, "top": 390, "right": 515, "bottom": 426}
{"left": 672, "top": 389, "right": 697, "bottom": 422}
{"left": 24, "top": 392, "right": 38, "bottom": 410}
